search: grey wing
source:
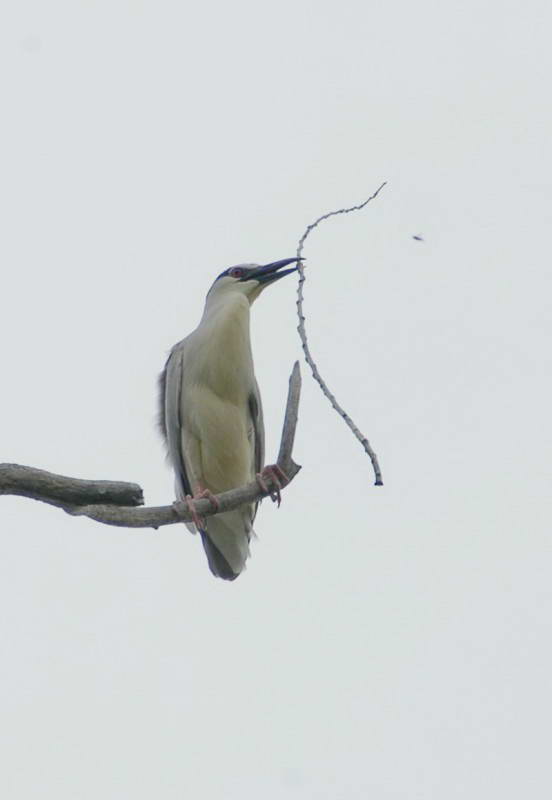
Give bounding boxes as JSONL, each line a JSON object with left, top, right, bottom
{"left": 248, "top": 380, "right": 265, "bottom": 520}
{"left": 159, "top": 345, "right": 192, "bottom": 499}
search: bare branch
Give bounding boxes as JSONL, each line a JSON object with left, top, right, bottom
{"left": 277, "top": 360, "right": 301, "bottom": 474}
{"left": 1, "top": 363, "right": 302, "bottom": 530}
{"left": 295, "top": 183, "right": 386, "bottom": 486}
{"left": 0, "top": 464, "right": 143, "bottom": 509}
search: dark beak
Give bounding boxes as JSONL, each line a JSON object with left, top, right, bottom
{"left": 249, "top": 257, "right": 303, "bottom": 285}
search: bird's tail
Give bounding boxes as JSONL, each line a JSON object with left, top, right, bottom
{"left": 200, "top": 509, "right": 252, "bottom": 581}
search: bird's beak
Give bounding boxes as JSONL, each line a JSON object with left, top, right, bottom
{"left": 249, "top": 257, "right": 303, "bottom": 285}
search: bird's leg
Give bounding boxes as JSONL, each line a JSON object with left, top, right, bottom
{"left": 196, "top": 487, "right": 220, "bottom": 513}
{"left": 256, "top": 464, "right": 289, "bottom": 507}
{"left": 184, "top": 494, "right": 204, "bottom": 531}
{"left": 172, "top": 485, "right": 219, "bottom": 531}
{"left": 171, "top": 496, "right": 204, "bottom": 531}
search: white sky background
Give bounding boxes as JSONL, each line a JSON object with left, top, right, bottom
{"left": 1, "top": 0, "right": 551, "bottom": 797}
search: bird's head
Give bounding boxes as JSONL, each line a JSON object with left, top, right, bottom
{"left": 207, "top": 258, "right": 302, "bottom": 305}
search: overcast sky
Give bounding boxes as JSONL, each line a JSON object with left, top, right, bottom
{"left": 1, "top": 1, "right": 551, "bottom": 798}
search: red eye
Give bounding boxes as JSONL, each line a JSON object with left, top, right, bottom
{"left": 229, "top": 267, "right": 244, "bottom": 279}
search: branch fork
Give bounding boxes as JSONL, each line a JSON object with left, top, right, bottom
{"left": 0, "top": 363, "right": 302, "bottom": 530}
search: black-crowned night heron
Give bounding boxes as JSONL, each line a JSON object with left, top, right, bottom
{"left": 159, "top": 258, "right": 301, "bottom": 581}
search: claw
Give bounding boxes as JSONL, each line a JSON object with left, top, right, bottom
{"left": 256, "top": 464, "right": 288, "bottom": 507}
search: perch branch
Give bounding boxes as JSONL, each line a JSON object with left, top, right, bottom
{"left": 295, "top": 183, "right": 386, "bottom": 486}
{"left": 1, "top": 362, "right": 302, "bottom": 530}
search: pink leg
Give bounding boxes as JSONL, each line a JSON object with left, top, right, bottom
{"left": 186, "top": 494, "right": 205, "bottom": 530}
{"left": 172, "top": 485, "right": 220, "bottom": 531}
{"left": 256, "top": 464, "right": 289, "bottom": 507}
{"left": 196, "top": 487, "right": 220, "bottom": 513}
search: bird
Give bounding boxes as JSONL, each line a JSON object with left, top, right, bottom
{"left": 158, "top": 257, "right": 301, "bottom": 581}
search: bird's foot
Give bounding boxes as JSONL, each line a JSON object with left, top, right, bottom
{"left": 171, "top": 496, "right": 204, "bottom": 532}
{"left": 184, "top": 494, "right": 205, "bottom": 531}
{"left": 196, "top": 487, "right": 220, "bottom": 512}
{"left": 172, "top": 488, "right": 220, "bottom": 532}
{"left": 256, "top": 464, "right": 289, "bottom": 507}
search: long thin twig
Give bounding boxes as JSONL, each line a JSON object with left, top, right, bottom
{"left": 296, "top": 183, "right": 387, "bottom": 486}
{"left": 1, "top": 363, "right": 302, "bottom": 529}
